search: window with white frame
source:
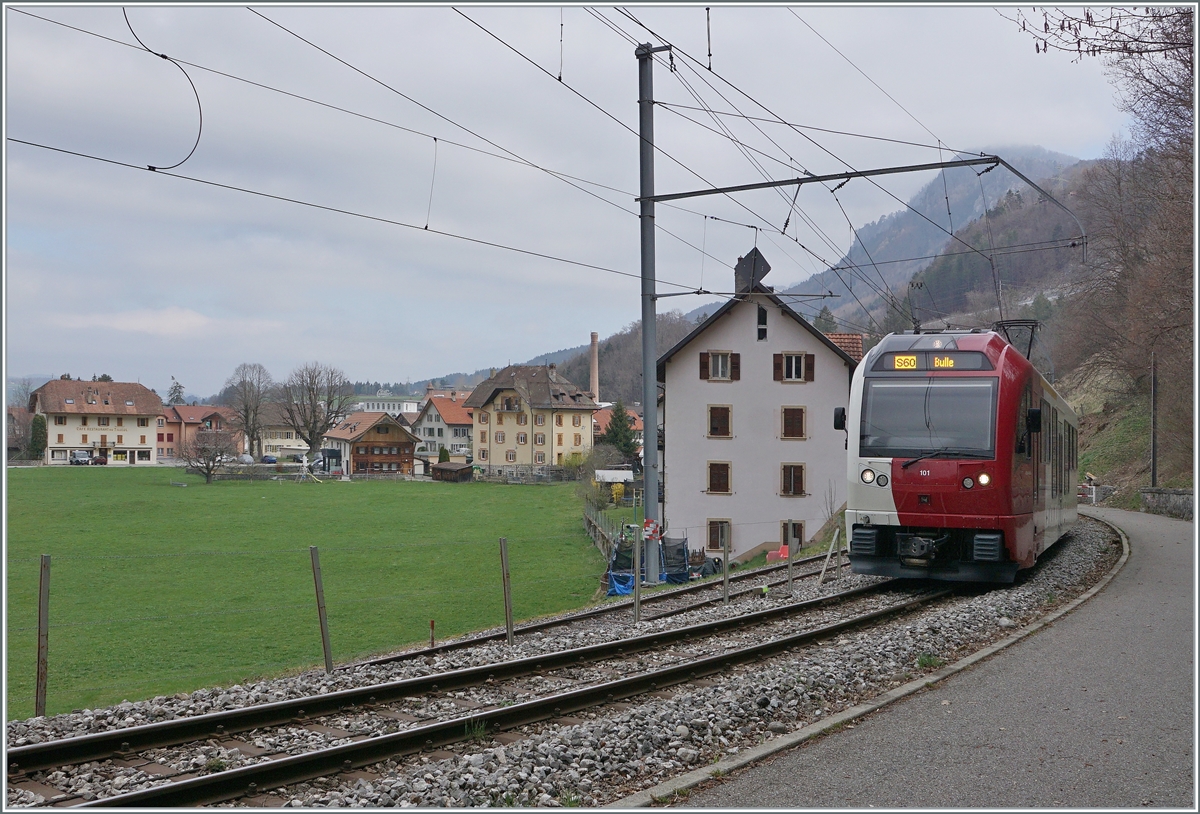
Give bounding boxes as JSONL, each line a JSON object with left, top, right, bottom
{"left": 707, "top": 519, "right": 731, "bottom": 552}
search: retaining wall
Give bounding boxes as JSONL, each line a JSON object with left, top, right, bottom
{"left": 1139, "top": 487, "right": 1194, "bottom": 521}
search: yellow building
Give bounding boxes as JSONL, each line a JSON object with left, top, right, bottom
{"left": 463, "top": 364, "right": 598, "bottom": 474}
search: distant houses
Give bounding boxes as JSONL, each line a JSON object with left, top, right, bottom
{"left": 159, "top": 404, "right": 246, "bottom": 460}
{"left": 322, "top": 411, "right": 419, "bottom": 475}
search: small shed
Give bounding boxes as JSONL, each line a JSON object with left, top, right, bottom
{"left": 432, "top": 461, "right": 474, "bottom": 482}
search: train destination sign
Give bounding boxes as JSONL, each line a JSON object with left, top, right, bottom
{"left": 874, "top": 351, "right": 993, "bottom": 372}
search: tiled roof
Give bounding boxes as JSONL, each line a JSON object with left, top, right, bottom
{"left": 163, "top": 404, "right": 239, "bottom": 425}
{"left": 396, "top": 411, "right": 419, "bottom": 427}
{"left": 427, "top": 395, "right": 474, "bottom": 426}
{"left": 31, "top": 380, "right": 162, "bottom": 416}
{"left": 463, "top": 365, "right": 598, "bottom": 412}
{"left": 824, "top": 333, "right": 864, "bottom": 362}
{"left": 593, "top": 406, "right": 644, "bottom": 434}
{"left": 324, "top": 411, "right": 417, "bottom": 443}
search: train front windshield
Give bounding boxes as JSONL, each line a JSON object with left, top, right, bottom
{"left": 860, "top": 378, "right": 998, "bottom": 459}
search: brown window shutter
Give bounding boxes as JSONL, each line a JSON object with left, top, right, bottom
{"left": 799, "top": 465, "right": 805, "bottom": 495}
{"left": 798, "top": 408, "right": 805, "bottom": 438}
{"left": 804, "top": 354, "right": 815, "bottom": 382}
{"left": 773, "top": 353, "right": 783, "bottom": 381}
{"left": 699, "top": 352, "right": 710, "bottom": 380}
{"left": 730, "top": 353, "right": 741, "bottom": 381}
{"left": 782, "top": 407, "right": 805, "bottom": 439}
{"left": 709, "top": 462, "right": 730, "bottom": 493}
{"left": 709, "top": 521, "right": 720, "bottom": 548}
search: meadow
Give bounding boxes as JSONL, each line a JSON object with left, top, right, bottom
{"left": 6, "top": 467, "right": 606, "bottom": 719}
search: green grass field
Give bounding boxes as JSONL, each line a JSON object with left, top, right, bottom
{"left": 6, "top": 467, "right": 605, "bottom": 720}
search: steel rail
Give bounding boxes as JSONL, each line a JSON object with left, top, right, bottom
{"left": 345, "top": 552, "right": 835, "bottom": 668}
{"left": 9, "top": 579, "right": 884, "bottom": 776}
{"left": 79, "top": 586, "right": 952, "bottom": 807}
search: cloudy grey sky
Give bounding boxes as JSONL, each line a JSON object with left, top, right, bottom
{"left": 5, "top": 4, "right": 1130, "bottom": 397}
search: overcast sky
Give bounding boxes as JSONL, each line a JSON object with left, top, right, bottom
{"left": 5, "top": 4, "right": 1131, "bottom": 397}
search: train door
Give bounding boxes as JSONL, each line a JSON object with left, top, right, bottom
{"left": 1014, "top": 382, "right": 1034, "bottom": 513}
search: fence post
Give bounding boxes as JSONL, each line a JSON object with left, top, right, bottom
{"left": 722, "top": 529, "right": 730, "bottom": 605}
{"left": 818, "top": 528, "right": 841, "bottom": 584}
{"left": 786, "top": 519, "right": 794, "bottom": 594}
{"left": 309, "top": 546, "right": 333, "bottom": 672}
{"left": 633, "top": 526, "right": 642, "bottom": 624}
{"left": 499, "top": 537, "right": 515, "bottom": 646}
{"left": 35, "top": 554, "right": 50, "bottom": 718}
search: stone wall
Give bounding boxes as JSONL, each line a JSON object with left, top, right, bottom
{"left": 1139, "top": 488, "right": 1194, "bottom": 521}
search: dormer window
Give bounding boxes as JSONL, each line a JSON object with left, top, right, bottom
{"left": 126, "top": 400, "right": 135, "bottom": 406}
{"left": 65, "top": 399, "right": 74, "bottom": 404}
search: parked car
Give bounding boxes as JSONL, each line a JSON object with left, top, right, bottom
{"left": 237, "top": 454, "right": 255, "bottom": 465}
{"left": 90, "top": 455, "right": 108, "bottom": 465}
{"left": 69, "top": 450, "right": 91, "bottom": 465}
{"left": 261, "top": 455, "right": 278, "bottom": 464}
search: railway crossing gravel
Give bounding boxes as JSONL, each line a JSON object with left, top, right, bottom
{"left": 6, "top": 517, "right": 1123, "bottom": 807}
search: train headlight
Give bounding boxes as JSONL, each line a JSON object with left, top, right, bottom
{"left": 962, "top": 477, "right": 975, "bottom": 489}
{"left": 978, "top": 472, "right": 991, "bottom": 486}
{"left": 860, "top": 469, "right": 876, "bottom": 484}
{"left": 877, "top": 474, "right": 888, "bottom": 487}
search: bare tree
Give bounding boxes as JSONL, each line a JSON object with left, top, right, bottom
{"left": 180, "top": 429, "right": 238, "bottom": 484}
{"left": 1004, "top": 7, "right": 1193, "bottom": 150}
{"left": 279, "top": 362, "right": 354, "bottom": 456}
{"left": 7, "top": 408, "right": 33, "bottom": 459}
{"left": 224, "top": 363, "right": 274, "bottom": 459}
{"left": 8, "top": 377, "right": 37, "bottom": 409}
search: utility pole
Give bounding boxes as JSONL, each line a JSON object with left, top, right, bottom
{"left": 1151, "top": 351, "right": 1158, "bottom": 487}
{"left": 637, "top": 42, "right": 669, "bottom": 532}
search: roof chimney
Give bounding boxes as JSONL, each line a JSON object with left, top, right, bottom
{"left": 589, "top": 331, "right": 600, "bottom": 403}
{"left": 734, "top": 247, "right": 771, "bottom": 293}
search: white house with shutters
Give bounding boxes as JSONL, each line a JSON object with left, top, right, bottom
{"left": 656, "top": 248, "right": 860, "bottom": 562}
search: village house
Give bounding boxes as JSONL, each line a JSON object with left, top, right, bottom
{"left": 322, "top": 411, "right": 418, "bottom": 475}
{"left": 29, "top": 380, "right": 162, "bottom": 465}
{"left": 656, "top": 248, "right": 860, "bottom": 562}
{"left": 463, "top": 365, "right": 598, "bottom": 475}
{"left": 409, "top": 392, "right": 474, "bottom": 458}
{"left": 593, "top": 404, "right": 645, "bottom": 457}
{"left": 158, "top": 404, "right": 246, "bottom": 460}
{"left": 258, "top": 403, "right": 309, "bottom": 460}
{"left": 349, "top": 390, "right": 421, "bottom": 416}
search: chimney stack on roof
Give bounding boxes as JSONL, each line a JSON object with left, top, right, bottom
{"left": 589, "top": 331, "right": 600, "bottom": 403}
{"left": 734, "top": 247, "right": 771, "bottom": 293}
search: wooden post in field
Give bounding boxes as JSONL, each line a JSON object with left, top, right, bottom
{"left": 499, "top": 538, "right": 514, "bottom": 646}
{"left": 786, "top": 519, "right": 794, "bottom": 594}
{"left": 429, "top": 620, "right": 435, "bottom": 648}
{"left": 309, "top": 546, "right": 333, "bottom": 673}
{"left": 35, "top": 555, "right": 50, "bottom": 718}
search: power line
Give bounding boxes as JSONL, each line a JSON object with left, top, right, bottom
{"left": 7, "top": 136, "right": 706, "bottom": 293}
{"left": 11, "top": 8, "right": 740, "bottom": 281}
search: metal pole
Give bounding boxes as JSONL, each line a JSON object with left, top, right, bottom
{"left": 636, "top": 42, "right": 666, "bottom": 533}
{"left": 309, "top": 546, "right": 333, "bottom": 673}
{"left": 722, "top": 528, "right": 730, "bottom": 605}
{"left": 35, "top": 554, "right": 50, "bottom": 718}
{"left": 633, "top": 526, "right": 642, "bottom": 624}
{"left": 1151, "top": 351, "right": 1158, "bottom": 488}
{"left": 499, "top": 537, "right": 515, "bottom": 646}
{"left": 786, "top": 520, "right": 794, "bottom": 594}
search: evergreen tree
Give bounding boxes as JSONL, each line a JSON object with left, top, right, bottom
{"left": 30, "top": 414, "right": 47, "bottom": 460}
{"left": 168, "top": 376, "right": 186, "bottom": 405}
{"left": 814, "top": 305, "right": 837, "bottom": 333}
{"left": 599, "top": 399, "right": 638, "bottom": 463}
{"left": 438, "top": 447, "right": 451, "bottom": 463}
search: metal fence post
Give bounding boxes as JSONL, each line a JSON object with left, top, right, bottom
{"left": 499, "top": 537, "right": 515, "bottom": 646}
{"left": 309, "top": 546, "right": 333, "bottom": 672}
{"left": 786, "top": 519, "right": 794, "bottom": 594}
{"left": 722, "top": 529, "right": 730, "bottom": 605}
{"left": 633, "top": 526, "right": 642, "bottom": 624}
{"left": 35, "top": 554, "right": 50, "bottom": 718}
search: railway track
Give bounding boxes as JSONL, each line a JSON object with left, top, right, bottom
{"left": 10, "top": 580, "right": 952, "bottom": 807}
{"left": 348, "top": 552, "right": 845, "bottom": 668}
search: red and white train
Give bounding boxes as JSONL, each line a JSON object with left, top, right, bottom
{"left": 835, "top": 328, "right": 1078, "bottom": 582}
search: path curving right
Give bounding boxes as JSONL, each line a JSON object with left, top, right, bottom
{"left": 678, "top": 506, "right": 1194, "bottom": 808}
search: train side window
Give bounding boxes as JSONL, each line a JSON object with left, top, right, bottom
{"left": 1017, "top": 386, "right": 1032, "bottom": 456}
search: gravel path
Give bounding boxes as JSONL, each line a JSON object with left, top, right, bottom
{"left": 6, "top": 519, "right": 1120, "bottom": 807}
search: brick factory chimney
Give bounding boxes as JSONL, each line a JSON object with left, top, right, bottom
{"left": 589, "top": 331, "right": 600, "bottom": 403}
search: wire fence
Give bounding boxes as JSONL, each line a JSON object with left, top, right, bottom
{"left": 7, "top": 535, "right": 609, "bottom": 719}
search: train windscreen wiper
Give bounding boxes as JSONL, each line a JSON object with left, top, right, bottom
{"left": 900, "top": 449, "right": 991, "bottom": 469}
